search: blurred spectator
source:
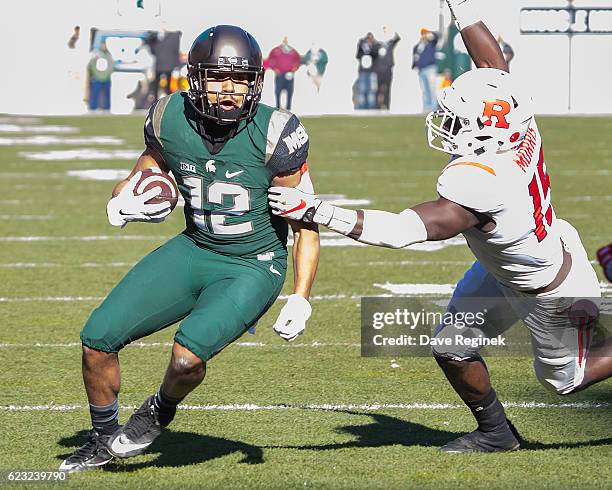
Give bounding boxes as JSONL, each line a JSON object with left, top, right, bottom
{"left": 440, "top": 68, "right": 452, "bottom": 89}
{"left": 67, "top": 25, "right": 80, "bottom": 49}
{"left": 497, "top": 35, "right": 515, "bottom": 68}
{"left": 267, "top": 37, "right": 301, "bottom": 110}
{"left": 412, "top": 27, "right": 439, "bottom": 113}
{"left": 172, "top": 52, "right": 189, "bottom": 93}
{"left": 87, "top": 41, "right": 114, "bottom": 111}
{"left": 302, "top": 43, "right": 328, "bottom": 93}
{"left": 146, "top": 26, "right": 182, "bottom": 101}
{"left": 373, "top": 27, "right": 400, "bottom": 110}
{"left": 127, "top": 78, "right": 151, "bottom": 111}
{"left": 356, "top": 32, "right": 379, "bottom": 110}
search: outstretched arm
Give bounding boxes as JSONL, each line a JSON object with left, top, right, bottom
{"left": 269, "top": 187, "right": 481, "bottom": 248}
{"left": 446, "top": 0, "right": 508, "bottom": 72}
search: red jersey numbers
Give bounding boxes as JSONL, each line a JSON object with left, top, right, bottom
{"left": 482, "top": 99, "right": 511, "bottom": 129}
{"left": 528, "top": 147, "right": 554, "bottom": 242}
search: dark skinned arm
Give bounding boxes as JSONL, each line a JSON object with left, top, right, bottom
{"left": 459, "top": 21, "right": 508, "bottom": 72}
{"left": 412, "top": 197, "right": 483, "bottom": 240}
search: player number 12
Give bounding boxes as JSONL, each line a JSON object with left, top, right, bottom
{"left": 183, "top": 177, "right": 253, "bottom": 235}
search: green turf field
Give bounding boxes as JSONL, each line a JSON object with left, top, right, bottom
{"left": 0, "top": 113, "right": 610, "bottom": 489}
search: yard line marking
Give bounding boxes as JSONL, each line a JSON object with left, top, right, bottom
{"left": 0, "top": 117, "right": 41, "bottom": 124}
{"left": 564, "top": 195, "right": 612, "bottom": 202}
{"left": 0, "top": 294, "right": 357, "bottom": 303}
{"left": 0, "top": 263, "right": 60, "bottom": 268}
{"left": 0, "top": 124, "right": 78, "bottom": 133}
{"left": 19, "top": 149, "right": 142, "bottom": 161}
{"left": 1, "top": 401, "right": 608, "bottom": 412}
{"left": 367, "top": 260, "right": 472, "bottom": 266}
{"left": 0, "top": 296, "right": 104, "bottom": 303}
{"left": 0, "top": 234, "right": 464, "bottom": 251}
{"left": 0, "top": 215, "right": 53, "bottom": 220}
{"left": 0, "top": 136, "right": 124, "bottom": 146}
{"left": 0, "top": 262, "right": 134, "bottom": 268}
{"left": 2, "top": 284, "right": 610, "bottom": 303}
{"left": 374, "top": 282, "right": 612, "bottom": 296}
{"left": 0, "top": 341, "right": 361, "bottom": 349}
{"left": 0, "top": 235, "right": 169, "bottom": 242}
{"left": 374, "top": 283, "right": 456, "bottom": 295}
{"left": 67, "top": 169, "right": 130, "bottom": 181}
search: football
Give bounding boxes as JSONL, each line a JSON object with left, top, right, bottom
{"left": 134, "top": 167, "right": 179, "bottom": 211}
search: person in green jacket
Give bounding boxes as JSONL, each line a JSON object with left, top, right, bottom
{"left": 87, "top": 41, "right": 114, "bottom": 111}
{"left": 301, "top": 43, "right": 328, "bottom": 92}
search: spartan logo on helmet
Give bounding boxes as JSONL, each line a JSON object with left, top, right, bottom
{"left": 187, "top": 25, "right": 265, "bottom": 124}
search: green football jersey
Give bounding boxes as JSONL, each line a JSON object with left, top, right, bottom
{"left": 144, "top": 92, "right": 310, "bottom": 258}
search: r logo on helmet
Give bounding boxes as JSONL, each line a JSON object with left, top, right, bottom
{"left": 482, "top": 99, "right": 511, "bottom": 129}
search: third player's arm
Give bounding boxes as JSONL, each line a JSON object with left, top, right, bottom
{"left": 447, "top": 0, "right": 508, "bottom": 72}
{"left": 272, "top": 170, "right": 320, "bottom": 299}
{"left": 329, "top": 198, "right": 479, "bottom": 246}
{"left": 269, "top": 187, "right": 481, "bottom": 248}
{"left": 461, "top": 22, "right": 508, "bottom": 72}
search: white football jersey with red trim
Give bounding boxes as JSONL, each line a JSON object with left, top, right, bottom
{"left": 436, "top": 121, "right": 567, "bottom": 291}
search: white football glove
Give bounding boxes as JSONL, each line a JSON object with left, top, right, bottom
{"left": 106, "top": 171, "right": 172, "bottom": 227}
{"left": 273, "top": 294, "right": 312, "bottom": 342}
{"left": 268, "top": 186, "right": 322, "bottom": 222}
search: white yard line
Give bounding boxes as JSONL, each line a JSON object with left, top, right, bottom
{"left": 0, "top": 234, "right": 464, "bottom": 251}
{"left": 0, "top": 341, "right": 361, "bottom": 349}
{"left": 0, "top": 124, "right": 78, "bottom": 133}
{"left": 0, "top": 235, "right": 169, "bottom": 242}
{"left": 0, "top": 136, "right": 123, "bottom": 146}
{"left": 0, "top": 401, "right": 607, "bottom": 412}
{"left": 367, "top": 260, "right": 472, "bottom": 266}
{"left": 1, "top": 281, "right": 610, "bottom": 303}
{"left": 374, "top": 283, "right": 456, "bottom": 295}
{"left": 0, "top": 294, "right": 358, "bottom": 303}
{"left": 19, "top": 149, "right": 142, "bottom": 161}
{"left": 0, "top": 262, "right": 134, "bottom": 268}
{"left": 0, "top": 215, "right": 53, "bottom": 220}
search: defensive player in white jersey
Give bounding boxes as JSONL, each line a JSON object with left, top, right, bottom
{"left": 268, "top": 1, "right": 610, "bottom": 452}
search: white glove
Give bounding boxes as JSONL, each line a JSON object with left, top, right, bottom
{"left": 446, "top": 0, "right": 481, "bottom": 30}
{"left": 106, "top": 171, "right": 172, "bottom": 227}
{"left": 273, "top": 294, "right": 312, "bottom": 342}
{"left": 268, "top": 186, "right": 323, "bottom": 223}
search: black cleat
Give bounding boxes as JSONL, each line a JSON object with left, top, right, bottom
{"left": 441, "top": 419, "right": 521, "bottom": 453}
{"left": 59, "top": 430, "right": 113, "bottom": 473}
{"left": 107, "top": 395, "right": 170, "bottom": 459}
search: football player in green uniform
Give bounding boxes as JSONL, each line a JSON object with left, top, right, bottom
{"left": 60, "top": 25, "right": 320, "bottom": 472}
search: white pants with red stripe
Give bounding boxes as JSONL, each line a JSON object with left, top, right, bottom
{"left": 433, "top": 221, "right": 601, "bottom": 395}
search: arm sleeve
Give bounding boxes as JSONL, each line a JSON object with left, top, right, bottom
{"left": 143, "top": 99, "right": 164, "bottom": 155}
{"left": 436, "top": 160, "right": 502, "bottom": 213}
{"left": 265, "top": 111, "right": 309, "bottom": 176}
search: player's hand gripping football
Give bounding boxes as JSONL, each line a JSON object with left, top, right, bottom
{"left": 268, "top": 186, "right": 321, "bottom": 222}
{"left": 272, "top": 294, "right": 312, "bottom": 341}
{"left": 106, "top": 171, "right": 172, "bottom": 227}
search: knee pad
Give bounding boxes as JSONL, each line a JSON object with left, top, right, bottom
{"left": 80, "top": 307, "right": 122, "bottom": 353}
{"left": 533, "top": 358, "right": 578, "bottom": 395}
